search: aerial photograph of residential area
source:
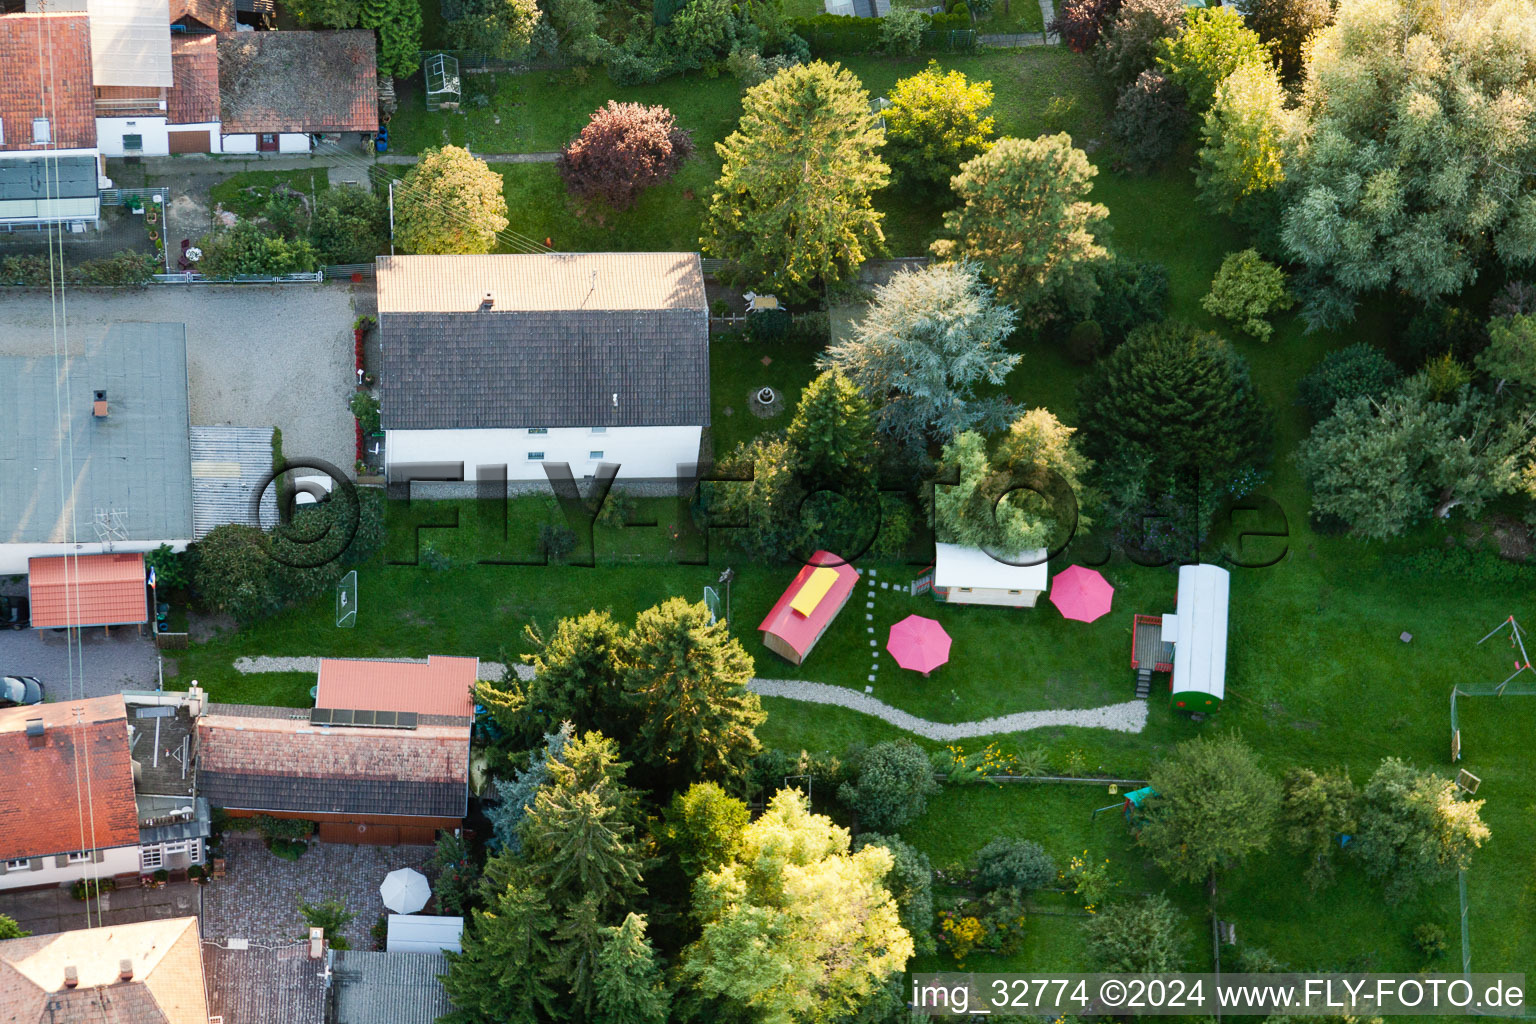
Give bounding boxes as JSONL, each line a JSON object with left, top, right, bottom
{"left": 0, "top": 0, "right": 1533, "bottom": 1021}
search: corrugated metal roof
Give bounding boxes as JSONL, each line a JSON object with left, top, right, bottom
{"left": 933, "top": 543, "right": 1050, "bottom": 592}
{"left": 203, "top": 942, "right": 325, "bottom": 1024}
{"left": 331, "top": 950, "right": 455, "bottom": 1024}
{"left": 189, "top": 426, "right": 277, "bottom": 539}
{"left": 0, "top": 156, "right": 98, "bottom": 202}
{"left": 0, "top": 323, "right": 194, "bottom": 545}
{"left": 87, "top": 0, "right": 173, "bottom": 88}
{"left": 384, "top": 916, "right": 462, "bottom": 954}
{"left": 1171, "top": 564, "right": 1229, "bottom": 701}
{"left": 376, "top": 253, "right": 708, "bottom": 314}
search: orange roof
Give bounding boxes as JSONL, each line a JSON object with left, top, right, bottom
{"left": 0, "top": 696, "right": 139, "bottom": 862}
{"left": 316, "top": 656, "right": 478, "bottom": 718}
{"left": 28, "top": 553, "right": 147, "bottom": 629}
{"left": 168, "top": 34, "right": 220, "bottom": 125}
{"left": 0, "top": 14, "right": 96, "bottom": 152}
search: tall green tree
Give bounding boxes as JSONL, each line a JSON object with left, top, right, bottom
{"left": 309, "top": 184, "right": 389, "bottom": 266}
{"left": 932, "top": 134, "right": 1112, "bottom": 327}
{"left": 393, "top": 146, "right": 510, "bottom": 255}
{"left": 702, "top": 61, "right": 889, "bottom": 300}
{"left": 1479, "top": 315, "right": 1536, "bottom": 393}
{"left": 441, "top": 879, "right": 559, "bottom": 1024}
{"left": 1281, "top": 0, "right": 1536, "bottom": 328}
{"left": 1279, "top": 766, "right": 1357, "bottom": 891}
{"left": 447, "top": 0, "right": 541, "bottom": 57}
{"left": 1137, "top": 733, "right": 1279, "bottom": 883}
{"left": 594, "top": 914, "right": 671, "bottom": 1024}
{"left": 820, "top": 261, "right": 1020, "bottom": 452}
{"left": 517, "top": 610, "right": 630, "bottom": 744}
{"left": 1244, "top": 0, "right": 1332, "bottom": 80}
{"left": 852, "top": 833, "right": 936, "bottom": 956}
{"left": 996, "top": 407, "right": 1094, "bottom": 540}
{"left": 362, "top": 0, "right": 423, "bottom": 77}
{"left": 1084, "top": 894, "right": 1185, "bottom": 972}
{"left": 622, "top": 598, "right": 764, "bottom": 787}
{"left": 660, "top": 782, "right": 751, "bottom": 879}
{"left": 837, "top": 739, "right": 940, "bottom": 831}
{"left": 1156, "top": 6, "right": 1271, "bottom": 114}
{"left": 883, "top": 62, "right": 997, "bottom": 189}
{"left": 680, "top": 789, "right": 914, "bottom": 1024}
{"left": 519, "top": 731, "right": 646, "bottom": 917}
{"left": 1196, "top": 60, "right": 1290, "bottom": 217}
{"left": 1354, "top": 758, "right": 1490, "bottom": 903}
{"left": 785, "top": 369, "right": 876, "bottom": 487}
{"left": 932, "top": 431, "right": 1050, "bottom": 554}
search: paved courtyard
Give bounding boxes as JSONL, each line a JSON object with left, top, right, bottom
{"left": 0, "top": 287, "right": 359, "bottom": 474}
{"left": 0, "top": 626, "right": 161, "bottom": 696}
{"left": 201, "top": 837, "right": 435, "bottom": 949}
{"left": 0, "top": 882, "right": 199, "bottom": 937}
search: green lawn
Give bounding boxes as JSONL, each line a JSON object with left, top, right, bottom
{"left": 207, "top": 169, "right": 328, "bottom": 219}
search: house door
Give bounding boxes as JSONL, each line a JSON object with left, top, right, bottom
{"left": 257, "top": 133, "right": 278, "bottom": 152}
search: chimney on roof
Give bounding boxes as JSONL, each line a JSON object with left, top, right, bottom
{"left": 93, "top": 390, "right": 108, "bottom": 418}
{"left": 25, "top": 718, "right": 44, "bottom": 748}
{"left": 480, "top": 292, "right": 494, "bottom": 311}
{"left": 118, "top": 959, "right": 133, "bottom": 983}
{"left": 309, "top": 927, "right": 324, "bottom": 959}
{"left": 63, "top": 966, "right": 78, "bottom": 989}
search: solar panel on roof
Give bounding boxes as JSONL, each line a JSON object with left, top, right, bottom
{"left": 308, "top": 707, "right": 418, "bottom": 729}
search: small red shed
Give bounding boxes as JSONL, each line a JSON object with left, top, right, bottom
{"left": 757, "top": 551, "right": 859, "bottom": 666}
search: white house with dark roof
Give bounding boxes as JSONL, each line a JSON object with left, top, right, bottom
{"left": 376, "top": 252, "right": 711, "bottom": 490}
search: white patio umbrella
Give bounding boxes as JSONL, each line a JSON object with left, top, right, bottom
{"left": 379, "top": 868, "right": 431, "bottom": 914}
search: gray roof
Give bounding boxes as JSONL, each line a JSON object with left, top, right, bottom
{"left": 189, "top": 425, "right": 279, "bottom": 539}
{"left": 198, "top": 771, "right": 467, "bottom": 818}
{"left": 331, "top": 950, "right": 454, "bottom": 1024}
{"left": 203, "top": 942, "right": 326, "bottom": 1024}
{"left": 0, "top": 323, "right": 193, "bottom": 545}
{"left": 380, "top": 308, "right": 711, "bottom": 430}
{"left": 0, "top": 156, "right": 97, "bottom": 202}
{"left": 137, "top": 795, "right": 211, "bottom": 845}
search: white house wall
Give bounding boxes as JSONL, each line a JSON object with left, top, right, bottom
{"left": 220, "top": 133, "right": 311, "bottom": 155}
{"left": 937, "top": 586, "right": 1042, "bottom": 608}
{"left": 97, "top": 115, "right": 169, "bottom": 157}
{"left": 278, "top": 133, "right": 309, "bottom": 153}
{"left": 0, "top": 846, "right": 139, "bottom": 891}
{"left": 220, "top": 133, "right": 257, "bottom": 154}
{"left": 0, "top": 539, "right": 189, "bottom": 576}
{"left": 386, "top": 426, "right": 704, "bottom": 483}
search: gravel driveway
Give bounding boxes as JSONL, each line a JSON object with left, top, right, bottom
{"left": 0, "top": 627, "right": 161, "bottom": 696}
{"left": 0, "top": 287, "right": 359, "bottom": 474}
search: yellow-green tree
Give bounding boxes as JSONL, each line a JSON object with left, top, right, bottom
{"left": 702, "top": 61, "right": 888, "bottom": 301}
{"left": 1196, "top": 60, "right": 1291, "bottom": 216}
{"left": 884, "top": 61, "right": 996, "bottom": 188}
{"left": 394, "top": 146, "right": 510, "bottom": 255}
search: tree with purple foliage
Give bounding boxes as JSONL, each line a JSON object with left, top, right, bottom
{"left": 1049, "top": 0, "right": 1122, "bottom": 53}
{"left": 558, "top": 101, "right": 696, "bottom": 212}
{"left": 1097, "top": 0, "right": 1186, "bottom": 89}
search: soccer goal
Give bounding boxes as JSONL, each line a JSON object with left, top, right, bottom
{"left": 336, "top": 570, "right": 358, "bottom": 628}
{"left": 703, "top": 585, "right": 722, "bottom": 624}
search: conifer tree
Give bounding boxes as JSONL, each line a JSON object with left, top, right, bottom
{"left": 593, "top": 914, "right": 671, "bottom": 1024}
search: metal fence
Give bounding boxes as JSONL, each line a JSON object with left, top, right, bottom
{"left": 414, "top": 48, "right": 570, "bottom": 74}
{"left": 151, "top": 271, "right": 324, "bottom": 285}
{"left": 322, "top": 263, "right": 377, "bottom": 280}
{"left": 99, "top": 187, "right": 168, "bottom": 206}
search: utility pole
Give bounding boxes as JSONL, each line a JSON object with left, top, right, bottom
{"left": 718, "top": 567, "right": 735, "bottom": 625}
{"left": 388, "top": 179, "right": 396, "bottom": 256}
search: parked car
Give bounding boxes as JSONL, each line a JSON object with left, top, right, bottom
{"left": 0, "top": 596, "right": 27, "bottom": 629}
{"left": 0, "top": 676, "right": 43, "bottom": 707}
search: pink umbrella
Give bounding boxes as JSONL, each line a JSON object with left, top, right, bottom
{"left": 1050, "top": 565, "right": 1115, "bottom": 622}
{"left": 887, "top": 614, "right": 952, "bottom": 677}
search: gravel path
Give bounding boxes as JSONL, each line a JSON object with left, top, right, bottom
{"left": 230, "top": 657, "right": 1141, "bottom": 737}
{"left": 748, "top": 680, "right": 1147, "bottom": 739}
{"left": 0, "top": 288, "right": 358, "bottom": 474}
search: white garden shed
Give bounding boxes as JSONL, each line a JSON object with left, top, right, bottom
{"left": 932, "top": 542, "right": 1050, "bottom": 608}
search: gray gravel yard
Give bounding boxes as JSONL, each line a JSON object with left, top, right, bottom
{"left": 0, "top": 287, "right": 359, "bottom": 474}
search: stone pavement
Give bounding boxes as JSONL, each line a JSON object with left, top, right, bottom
{"left": 0, "top": 626, "right": 162, "bottom": 697}
{"left": 0, "top": 882, "right": 199, "bottom": 937}
{"left": 201, "top": 837, "right": 435, "bottom": 950}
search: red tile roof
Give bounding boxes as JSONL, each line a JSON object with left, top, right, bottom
{"left": 0, "top": 696, "right": 139, "bottom": 862}
{"left": 27, "top": 553, "right": 148, "bottom": 629}
{"left": 758, "top": 551, "right": 860, "bottom": 658}
{"left": 168, "top": 34, "right": 220, "bottom": 125}
{"left": 0, "top": 14, "right": 96, "bottom": 152}
{"left": 170, "top": 0, "right": 234, "bottom": 34}
{"left": 315, "top": 656, "right": 478, "bottom": 718}
{"left": 217, "top": 30, "right": 378, "bottom": 133}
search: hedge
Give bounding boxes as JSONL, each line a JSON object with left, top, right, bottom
{"left": 0, "top": 250, "right": 159, "bottom": 287}
{"left": 789, "top": 12, "right": 976, "bottom": 56}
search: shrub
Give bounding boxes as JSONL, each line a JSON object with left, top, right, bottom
{"left": 596, "top": 489, "right": 637, "bottom": 527}
{"left": 1098, "top": 0, "right": 1186, "bottom": 89}
{"left": 1050, "top": 0, "right": 1122, "bottom": 52}
{"left": 1422, "top": 352, "right": 1472, "bottom": 401}
{"left": 1084, "top": 893, "right": 1185, "bottom": 972}
{"left": 1067, "top": 320, "right": 1104, "bottom": 363}
{"left": 188, "top": 865, "right": 207, "bottom": 881}
{"left": 881, "top": 5, "right": 926, "bottom": 55}
{"left": 197, "top": 221, "right": 318, "bottom": 277}
{"left": 884, "top": 62, "right": 996, "bottom": 189}
{"left": 310, "top": 184, "right": 389, "bottom": 265}
{"left": 0, "top": 915, "right": 26, "bottom": 940}
{"left": 1413, "top": 922, "right": 1448, "bottom": 960}
{"left": 538, "top": 522, "right": 577, "bottom": 560}
{"left": 270, "top": 839, "right": 309, "bottom": 860}
{"left": 0, "top": 250, "right": 160, "bottom": 287}
{"left": 1109, "top": 70, "right": 1190, "bottom": 174}
{"left": 146, "top": 543, "right": 191, "bottom": 591}
{"left": 838, "top": 739, "right": 940, "bottom": 830}
{"left": 1201, "top": 249, "right": 1293, "bottom": 341}
{"left": 371, "top": 914, "right": 389, "bottom": 950}
{"left": 299, "top": 898, "right": 356, "bottom": 949}
{"left": 748, "top": 307, "right": 792, "bottom": 341}
{"left": 255, "top": 815, "right": 315, "bottom": 844}
{"left": 153, "top": 869, "right": 169, "bottom": 883}
{"left": 558, "top": 101, "right": 696, "bottom": 212}
{"left": 349, "top": 391, "right": 381, "bottom": 434}
{"left": 1296, "top": 344, "right": 1401, "bottom": 420}
{"left": 973, "top": 837, "right": 1056, "bottom": 892}
{"left": 70, "top": 878, "right": 116, "bottom": 900}
{"left": 1091, "top": 256, "right": 1168, "bottom": 343}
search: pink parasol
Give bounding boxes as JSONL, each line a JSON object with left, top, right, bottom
{"left": 887, "top": 614, "right": 952, "bottom": 676}
{"left": 1049, "top": 565, "right": 1115, "bottom": 622}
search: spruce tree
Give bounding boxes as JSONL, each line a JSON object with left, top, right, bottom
{"left": 440, "top": 879, "right": 559, "bottom": 1024}
{"left": 518, "top": 611, "right": 629, "bottom": 746}
{"left": 593, "top": 914, "right": 670, "bottom": 1024}
{"left": 785, "top": 370, "right": 876, "bottom": 488}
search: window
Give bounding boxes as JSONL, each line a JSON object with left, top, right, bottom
{"left": 527, "top": 452, "right": 545, "bottom": 461}
{"left": 4, "top": 859, "right": 27, "bottom": 871}
{"left": 527, "top": 427, "right": 548, "bottom": 435}
{"left": 589, "top": 451, "right": 604, "bottom": 460}
{"left": 163, "top": 841, "right": 188, "bottom": 855}
{"left": 122, "top": 134, "right": 143, "bottom": 152}
{"left": 66, "top": 851, "right": 89, "bottom": 864}
{"left": 140, "top": 847, "right": 163, "bottom": 871}
{"left": 958, "top": 587, "right": 972, "bottom": 593}
{"left": 590, "top": 426, "right": 607, "bottom": 434}
{"left": 0, "top": 118, "right": 6, "bottom": 145}
{"left": 31, "top": 118, "right": 49, "bottom": 144}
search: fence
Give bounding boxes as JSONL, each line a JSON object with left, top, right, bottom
{"left": 99, "top": 187, "right": 167, "bottom": 206}
{"left": 414, "top": 48, "right": 570, "bottom": 74}
{"left": 153, "top": 632, "right": 189, "bottom": 651}
{"left": 322, "top": 263, "right": 377, "bottom": 280}
{"left": 151, "top": 271, "right": 324, "bottom": 285}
